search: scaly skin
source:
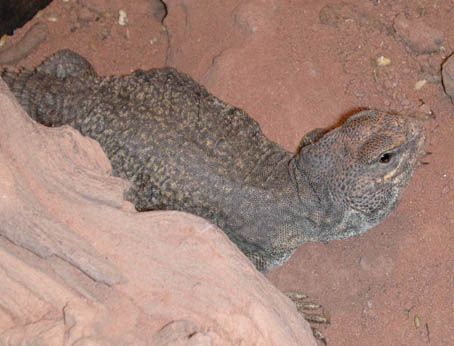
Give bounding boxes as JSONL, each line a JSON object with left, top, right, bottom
{"left": 1, "top": 50, "right": 425, "bottom": 272}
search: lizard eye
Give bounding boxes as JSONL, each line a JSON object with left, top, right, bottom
{"left": 379, "top": 152, "right": 393, "bottom": 164}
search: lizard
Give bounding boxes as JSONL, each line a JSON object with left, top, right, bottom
{"left": 1, "top": 49, "right": 426, "bottom": 275}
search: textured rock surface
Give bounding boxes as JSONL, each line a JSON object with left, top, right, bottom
{"left": 0, "top": 79, "right": 316, "bottom": 345}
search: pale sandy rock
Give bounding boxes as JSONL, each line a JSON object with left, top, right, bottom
{"left": 0, "top": 78, "right": 316, "bottom": 345}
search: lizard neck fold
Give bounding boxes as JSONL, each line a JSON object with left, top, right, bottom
{"left": 288, "top": 154, "right": 319, "bottom": 205}
{"left": 287, "top": 154, "right": 348, "bottom": 243}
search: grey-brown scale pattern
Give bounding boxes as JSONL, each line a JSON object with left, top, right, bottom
{"left": 1, "top": 50, "right": 426, "bottom": 272}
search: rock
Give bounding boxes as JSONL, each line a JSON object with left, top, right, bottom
{"left": 0, "top": 78, "right": 316, "bottom": 345}
{"left": 442, "top": 53, "right": 454, "bottom": 103}
{"left": 146, "top": 0, "right": 167, "bottom": 22}
{"left": 393, "top": 13, "right": 444, "bottom": 54}
{"left": 0, "top": 22, "right": 48, "bottom": 65}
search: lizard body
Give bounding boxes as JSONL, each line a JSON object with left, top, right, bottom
{"left": 1, "top": 50, "right": 425, "bottom": 272}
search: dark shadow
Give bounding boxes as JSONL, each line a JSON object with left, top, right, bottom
{"left": 0, "top": 0, "right": 52, "bottom": 36}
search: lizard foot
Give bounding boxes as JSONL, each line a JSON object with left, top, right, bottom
{"left": 284, "top": 291, "right": 330, "bottom": 345}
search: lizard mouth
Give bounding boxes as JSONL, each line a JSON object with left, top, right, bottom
{"left": 382, "top": 167, "right": 399, "bottom": 182}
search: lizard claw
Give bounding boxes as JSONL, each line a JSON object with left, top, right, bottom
{"left": 284, "top": 291, "right": 330, "bottom": 344}
{"left": 312, "top": 328, "right": 328, "bottom": 345}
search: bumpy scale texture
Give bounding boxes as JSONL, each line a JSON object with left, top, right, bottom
{"left": 1, "top": 50, "right": 425, "bottom": 272}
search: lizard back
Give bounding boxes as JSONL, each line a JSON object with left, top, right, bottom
{"left": 1, "top": 50, "right": 426, "bottom": 272}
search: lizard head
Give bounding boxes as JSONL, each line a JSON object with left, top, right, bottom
{"left": 297, "top": 110, "right": 426, "bottom": 241}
